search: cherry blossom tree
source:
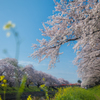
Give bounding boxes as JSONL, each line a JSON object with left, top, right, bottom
{"left": 0, "top": 62, "right": 8, "bottom": 84}
{"left": 21, "top": 64, "right": 40, "bottom": 88}
{"left": 0, "top": 59, "right": 62, "bottom": 88}
{"left": 1, "top": 58, "right": 19, "bottom": 86}
{"left": 0, "top": 58, "right": 25, "bottom": 87}
{"left": 75, "top": 41, "right": 100, "bottom": 87}
{"left": 0, "top": 65, "right": 6, "bottom": 76}
{"left": 34, "top": 71, "right": 61, "bottom": 88}
{"left": 0, "top": 60, "right": 16, "bottom": 87}
{"left": 44, "top": 73, "right": 61, "bottom": 86}
{"left": 30, "top": 0, "right": 100, "bottom": 87}
{"left": 44, "top": 74, "right": 61, "bottom": 90}
{"left": 34, "top": 71, "right": 45, "bottom": 88}
{"left": 58, "top": 78, "right": 69, "bottom": 84}
{"left": 21, "top": 67, "right": 61, "bottom": 88}
{"left": 1, "top": 58, "right": 18, "bottom": 67}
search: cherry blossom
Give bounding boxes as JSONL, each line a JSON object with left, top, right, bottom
{"left": 30, "top": 0, "right": 100, "bottom": 87}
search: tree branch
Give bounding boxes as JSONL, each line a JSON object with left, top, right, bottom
{"left": 50, "top": 37, "right": 80, "bottom": 49}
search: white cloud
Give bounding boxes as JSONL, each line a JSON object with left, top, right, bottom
{"left": 18, "top": 60, "right": 46, "bottom": 67}
{"left": 46, "top": 71, "right": 76, "bottom": 75}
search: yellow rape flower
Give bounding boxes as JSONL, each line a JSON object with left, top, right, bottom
{"left": 40, "top": 84, "right": 45, "bottom": 88}
{"left": 3, "top": 21, "right": 15, "bottom": 30}
{"left": 0, "top": 95, "right": 2, "bottom": 100}
{"left": 3, "top": 79, "right": 7, "bottom": 83}
{"left": 27, "top": 95, "right": 32, "bottom": 100}
{"left": 1, "top": 84, "right": 7, "bottom": 87}
{"left": 1, "top": 84, "right": 5, "bottom": 87}
{"left": 42, "top": 78, "right": 45, "bottom": 81}
{"left": 0, "top": 76, "right": 5, "bottom": 81}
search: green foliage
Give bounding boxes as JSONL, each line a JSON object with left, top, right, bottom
{"left": 16, "top": 74, "right": 27, "bottom": 100}
{"left": 88, "top": 85, "right": 100, "bottom": 99}
{"left": 53, "top": 86, "right": 97, "bottom": 100}
{"left": 0, "top": 82, "right": 100, "bottom": 100}
{"left": 40, "top": 84, "right": 49, "bottom": 100}
{"left": 0, "top": 86, "right": 41, "bottom": 93}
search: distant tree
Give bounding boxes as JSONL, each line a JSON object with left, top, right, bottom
{"left": 34, "top": 71, "right": 46, "bottom": 88}
{"left": 1, "top": 58, "right": 18, "bottom": 67}
{"left": 77, "top": 80, "right": 82, "bottom": 83}
{"left": 0, "top": 60, "right": 16, "bottom": 87}
{"left": 0, "top": 59, "right": 61, "bottom": 88}
{"left": 30, "top": 0, "right": 100, "bottom": 87}
{"left": 58, "top": 78, "right": 69, "bottom": 84}
{"left": 0, "top": 58, "right": 25, "bottom": 87}
{"left": 44, "top": 73, "right": 61, "bottom": 86}
{"left": 21, "top": 64, "right": 39, "bottom": 88}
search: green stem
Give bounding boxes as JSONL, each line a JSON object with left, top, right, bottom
{"left": 4, "top": 87, "right": 6, "bottom": 100}
{"left": 14, "top": 68, "right": 20, "bottom": 88}
{"left": 11, "top": 28, "right": 21, "bottom": 61}
{"left": 15, "top": 41, "right": 20, "bottom": 61}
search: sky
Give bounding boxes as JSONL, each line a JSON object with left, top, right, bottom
{"left": 0, "top": 0, "right": 80, "bottom": 83}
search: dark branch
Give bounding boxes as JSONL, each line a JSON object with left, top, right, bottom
{"left": 50, "top": 37, "right": 79, "bottom": 49}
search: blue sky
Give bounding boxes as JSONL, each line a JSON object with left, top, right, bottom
{"left": 0, "top": 0, "right": 80, "bottom": 83}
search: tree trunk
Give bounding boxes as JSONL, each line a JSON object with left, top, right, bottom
{"left": 9, "top": 82, "right": 13, "bottom": 87}
{"left": 37, "top": 84, "right": 40, "bottom": 88}
{"left": 27, "top": 84, "right": 29, "bottom": 88}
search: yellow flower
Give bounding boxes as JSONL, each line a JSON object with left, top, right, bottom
{"left": 3, "top": 21, "right": 15, "bottom": 30}
{"left": 3, "top": 79, "right": 7, "bottom": 83}
{"left": 0, "top": 95, "right": 2, "bottom": 100}
{"left": 40, "top": 84, "right": 48, "bottom": 92}
{"left": 0, "top": 76, "right": 5, "bottom": 81}
{"left": 40, "top": 84, "right": 45, "bottom": 88}
{"left": 1, "top": 83, "right": 7, "bottom": 87}
{"left": 1, "top": 84, "right": 5, "bottom": 87}
{"left": 27, "top": 95, "right": 32, "bottom": 100}
{"left": 42, "top": 78, "right": 45, "bottom": 81}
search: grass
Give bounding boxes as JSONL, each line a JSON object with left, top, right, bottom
{"left": 0, "top": 85, "right": 58, "bottom": 94}
{"left": 0, "top": 86, "right": 41, "bottom": 94}
{"left": 0, "top": 84, "right": 100, "bottom": 100}
{"left": 0, "top": 85, "right": 57, "bottom": 100}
